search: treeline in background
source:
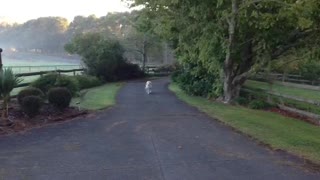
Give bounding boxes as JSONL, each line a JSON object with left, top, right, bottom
{"left": 0, "top": 11, "right": 175, "bottom": 65}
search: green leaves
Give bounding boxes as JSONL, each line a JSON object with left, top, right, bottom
{"left": 298, "top": 17, "right": 313, "bottom": 29}
{"left": 0, "top": 68, "right": 22, "bottom": 97}
{"left": 64, "top": 32, "right": 144, "bottom": 81}
{"left": 128, "top": 0, "right": 320, "bottom": 101}
{"left": 0, "top": 68, "right": 22, "bottom": 118}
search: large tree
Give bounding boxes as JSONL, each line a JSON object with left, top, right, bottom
{"left": 122, "top": 26, "right": 164, "bottom": 70}
{"left": 130, "top": 0, "right": 320, "bottom": 103}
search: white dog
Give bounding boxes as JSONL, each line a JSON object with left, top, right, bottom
{"left": 145, "top": 81, "right": 152, "bottom": 94}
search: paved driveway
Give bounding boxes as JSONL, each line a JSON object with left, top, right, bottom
{"left": 0, "top": 78, "right": 319, "bottom": 179}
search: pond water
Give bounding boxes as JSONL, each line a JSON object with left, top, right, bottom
{"left": 1, "top": 53, "right": 82, "bottom": 73}
{"left": 2, "top": 53, "right": 81, "bottom": 66}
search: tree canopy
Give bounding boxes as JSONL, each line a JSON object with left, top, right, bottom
{"left": 129, "top": 0, "right": 320, "bottom": 103}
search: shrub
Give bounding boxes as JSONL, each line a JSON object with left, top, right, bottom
{"left": 54, "top": 75, "right": 79, "bottom": 95}
{"left": 74, "top": 75, "right": 102, "bottom": 89}
{"left": 65, "top": 33, "right": 144, "bottom": 81}
{"left": 172, "top": 65, "right": 222, "bottom": 98}
{"left": 31, "top": 73, "right": 58, "bottom": 94}
{"left": 48, "top": 87, "right": 72, "bottom": 110}
{"left": 21, "top": 96, "right": 43, "bottom": 118}
{"left": 31, "top": 73, "right": 79, "bottom": 95}
{"left": 248, "top": 99, "right": 271, "bottom": 110}
{"left": 114, "top": 62, "right": 145, "bottom": 80}
{"left": 154, "top": 64, "right": 178, "bottom": 73}
{"left": 235, "top": 97, "right": 249, "bottom": 106}
{"left": 300, "top": 61, "right": 320, "bottom": 85}
{"left": 17, "top": 87, "right": 44, "bottom": 105}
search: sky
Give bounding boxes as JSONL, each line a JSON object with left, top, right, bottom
{"left": 0, "top": 0, "right": 131, "bottom": 23}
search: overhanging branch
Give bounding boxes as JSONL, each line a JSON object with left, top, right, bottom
{"left": 271, "top": 29, "right": 317, "bottom": 59}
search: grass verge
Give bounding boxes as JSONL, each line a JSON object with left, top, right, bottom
{"left": 71, "top": 83, "right": 123, "bottom": 110}
{"left": 245, "top": 80, "right": 320, "bottom": 101}
{"left": 169, "top": 83, "right": 320, "bottom": 164}
{"left": 241, "top": 87, "right": 320, "bottom": 115}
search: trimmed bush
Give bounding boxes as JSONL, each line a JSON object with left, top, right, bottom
{"left": 74, "top": 75, "right": 102, "bottom": 89}
{"left": 21, "top": 96, "right": 43, "bottom": 118}
{"left": 48, "top": 87, "right": 72, "bottom": 110}
{"left": 31, "top": 73, "right": 58, "bottom": 94}
{"left": 17, "top": 87, "right": 44, "bottom": 105}
{"left": 54, "top": 75, "right": 79, "bottom": 95}
{"left": 31, "top": 73, "right": 79, "bottom": 95}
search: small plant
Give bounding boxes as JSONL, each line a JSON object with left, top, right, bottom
{"left": 17, "top": 87, "right": 44, "bottom": 105}
{"left": 0, "top": 68, "right": 22, "bottom": 123}
{"left": 21, "top": 96, "right": 43, "bottom": 118}
{"left": 48, "top": 87, "right": 72, "bottom": 110}
{"left": 248, "top": 99, "right": 271, "bottom": 110}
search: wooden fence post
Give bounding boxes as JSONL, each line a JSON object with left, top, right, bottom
{"left": 0, "top": 48, "right": 3, "bottom": 71}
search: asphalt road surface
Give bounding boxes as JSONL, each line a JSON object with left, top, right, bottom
{"left": 0, "top": 78, "right": 319, "bottom": 180}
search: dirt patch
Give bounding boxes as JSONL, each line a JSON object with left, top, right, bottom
{"left": 267, "top": 107, "right": 319, "bottom": 126}
{"left": 0, "top": 99, "right": 88, "bottom": 136}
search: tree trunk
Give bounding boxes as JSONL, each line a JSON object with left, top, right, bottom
{"left": 224, "top": 77, "right": 238, "bottom": 103}
{"left": 163, "top": 42, "right": 169, "bottom": 64}
{"left": 142, "top": 34, "right": 147, "bottom": 72}
{"left": 223, "top": 0, "right": 239, "bottom": 103}
{"left": 142, "top": 52, "right": 147, "bottom": 73}
{"left": 2, "top": 96, "right": 9, "bottom": 118}
{"left": 0, "top": 97, "right": 11, "bottom": 126}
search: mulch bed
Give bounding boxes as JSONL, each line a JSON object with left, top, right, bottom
{"left": 0, "top": 99, "right": 88, "bottom": 136}
{"left": 267, "top": 107, "right": 319, "bottom": 126}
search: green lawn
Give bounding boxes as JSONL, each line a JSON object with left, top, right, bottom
{"left": 169, "top": 83, "right": 320, "bottom": 164}
{"left": 71, "top": 83, "right": 123, "bottom": 110}
{"left": 245, "top": 80, "right": 320, "bottom": 101}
